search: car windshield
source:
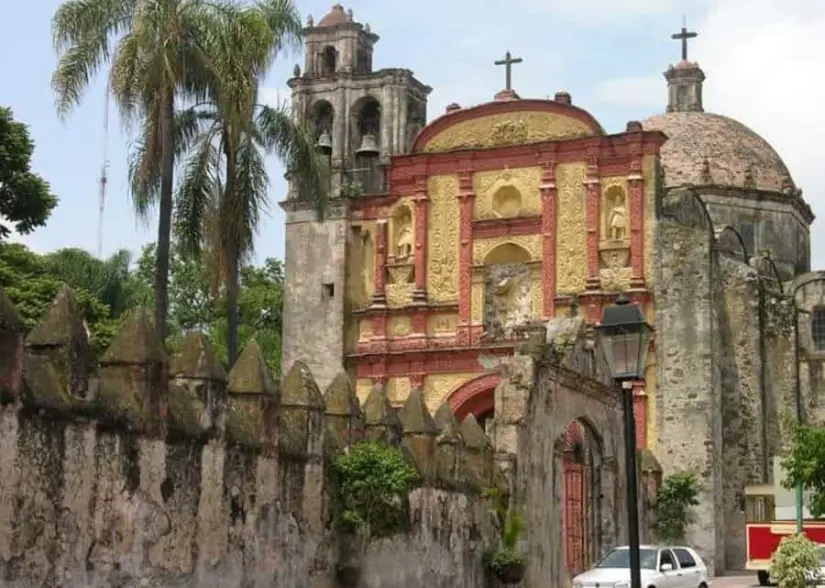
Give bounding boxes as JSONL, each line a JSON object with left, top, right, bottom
{"left": 596, "top": 548, "right": 658, "bottom": 570}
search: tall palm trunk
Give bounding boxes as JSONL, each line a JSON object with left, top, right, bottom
{"left": 223, "top": 136, "right": 240, "bottom": 366}
{"left": 154, "top": 87, "right": 176, "bottom": 346}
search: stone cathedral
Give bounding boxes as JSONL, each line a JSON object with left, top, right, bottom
{"left": 281, "top": 4, "right": 825, "bottom": 578}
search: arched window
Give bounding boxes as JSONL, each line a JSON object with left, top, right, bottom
{"left": 812, "top": 306, "right": 825, "bottom": 351}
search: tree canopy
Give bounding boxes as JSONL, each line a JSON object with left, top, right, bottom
{"left": 0, "top": 241, "right": 284, "bottom": 373}
{"left": 781, "top": 423, "right": 825, "bottom": 517}
{"left": 0, "top": 107, "right": 58, "bottom": 240}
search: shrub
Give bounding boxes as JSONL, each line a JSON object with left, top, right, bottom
{"left": 656, "top": 472, "right": 701, "bottom": 543}
{"left": 770, "top": 533, "right": 822, "bottom": 588}
{"left": 332, "top": 441, "right": 420, "bottom": 540}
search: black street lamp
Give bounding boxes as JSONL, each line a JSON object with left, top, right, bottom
{"left": 596, "top": 293, "right": 653, "bottom": 588}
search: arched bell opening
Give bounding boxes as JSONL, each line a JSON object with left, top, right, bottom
{"left": 349, "top": 96, "right": 383, "bottom": 194}
{"left": 321, "top": 45, "right": 337, "bottom": 76}
{"left": 310, "top": 100, "right": 335, "bottom": 157}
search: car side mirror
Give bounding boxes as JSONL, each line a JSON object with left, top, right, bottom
{"left": 660, "top": 563, "right": 674, "bottom": 572}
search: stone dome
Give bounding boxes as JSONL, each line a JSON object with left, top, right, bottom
{"left": 642, "top": 111, "right": 793, "bottom": 193}
{"left": 317, "top": 4, "right": 349, "bottom": 27}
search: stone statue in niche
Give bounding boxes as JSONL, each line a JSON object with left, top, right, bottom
{"left": 391, "top": 206, "right": 414, "bottom": 260}
{"left": 395, "top": 226, "right": 413, "bottom": 258}
{"left": 482, "top": 263, "right": 533, "bottom": 339}
{"left": 605, "top": 188, "right": 628, "bottom": 241}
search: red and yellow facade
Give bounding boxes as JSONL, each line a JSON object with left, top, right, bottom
{"left": 344, "top": 95, "right": 666, "bottom": 445}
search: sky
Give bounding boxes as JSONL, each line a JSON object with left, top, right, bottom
{"left": 2, "top": 0, "right": 824, "bottom": 269}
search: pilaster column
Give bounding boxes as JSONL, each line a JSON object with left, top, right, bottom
{"left": 632, "top": 380, "right": 647, "bottom": 448}
{"left": 457, "top": 171, "right": 475, "bottom": 344}
{"left": 540, "top": 161, "right": 558, "bottom": 318}
{"left": 584, "top": 150, "right": 601, "bottom": 290}
{"left": 629, "top": 171, "right": 645, "bottom": 288}
{"left": 372, "top": 220, "right": 388, "bottom": 307}
{"left": 412, "top": 184, "right": 429, "bottom": 302}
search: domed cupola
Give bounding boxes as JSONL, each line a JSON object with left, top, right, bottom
{"left": 641, "top": 22, "right": 814, "bottom": 278}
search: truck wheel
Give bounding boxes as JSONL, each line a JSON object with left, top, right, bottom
{"left": 757, "top": 570, "right": 771, "bottom": 586}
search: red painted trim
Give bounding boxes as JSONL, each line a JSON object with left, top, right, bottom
{"left": 373, "top": 220, "right": 388, "bottom": 301}
{"left": 411, "top": 99, "right": 606, "bottom": 153}
{"left": 473, "top": 216, "right": 541, "bottom": 239}
{"left": 632, "top": 382, "right": 646, "bottom": 448}
{"left": 540, "top": 159, "right": 558, "bottom": 317}
{"left": 350, "top": 347, "right": 513, "bottom": 379}
{"left": 458, "top": 173, "right": 475, "bottom": 331}
{"left": 448, "top": 373, "right": 501, "bottom": 421}
{"left": 413, "top": 193, "right": 429, "bottom": 294}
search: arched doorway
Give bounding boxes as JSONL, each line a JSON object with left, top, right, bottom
{"left": 447, "top": 374, "right": 500, "bottom": 435}
{"left": 557, "top": 420, "right": 603, "bottom": 577}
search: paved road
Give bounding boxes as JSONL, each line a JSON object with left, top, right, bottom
{"left": 712, "top": 573, "right": 760, "bottom": 588}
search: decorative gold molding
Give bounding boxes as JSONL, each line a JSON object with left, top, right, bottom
{"left": 555, "top": 163, "right": 588, "bottom": 293}
{"left": 421, "top": 112, "right": 594, "bottom": 153}
{"left": 426, "top": 175, "right": 460, "bottom": 303}
{"left": 473, "top": 166, "right": 541, "bottom": 220}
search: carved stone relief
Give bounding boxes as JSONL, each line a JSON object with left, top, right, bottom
{"left": 483, "top": 263, "right": 533, "bottom": 338}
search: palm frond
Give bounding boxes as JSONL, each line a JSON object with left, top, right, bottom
{"left": 127, "top": 102, "right": 163, "bottom": 220}
{"left": 254, "top": 0, "right": 304, "bottom": 59}
{"left": 51, "top": 0, "right": 134, "bottom": 118}
{"left": 174, "top": 129, "right": 220, "bottom": 257}
{"left": 224, "top": 132, "right": 269, "bottom": 260}
{"left": 257, "top": 103, "right": 329, "bottom": 216}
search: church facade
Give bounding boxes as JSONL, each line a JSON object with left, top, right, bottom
{"left": 281, "top": 3, "right": 825, "bottom": 577}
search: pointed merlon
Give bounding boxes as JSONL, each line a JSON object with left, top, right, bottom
{"left": 171, "top": 331, "right": 227, "bottom": 381}
{"left": 324, "top": 371, "right": 359, "bottom": 417}
{"left": 227, "top": 339, "right": 276, "bottom": 395}
{"left": 433, "top": 402, "right": 460, "bottom": 433}
{"left": 26, "top": 285, "right": 86, "bottom": 347}
{"left": 398, "top": 388, "right": 437, "bottom": 435}
{"left": 363, "top": 383, "right": 401, "bottom": 427}
{"left": 0, "top": 287, "right": 25, "bottom": 332}
{"left": 281, "top": 360, "right": 325, "bottom": 408}
{"left": 100, "top": 308, "right": 167, "bottom": 364}
{"left": 460, "top": 414, "right": 492, "bottom": 450}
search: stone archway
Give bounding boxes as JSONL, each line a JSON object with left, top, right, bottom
{"left": 557, "top": 419, "right": 604, "bottom": 577}
{"left": 448, "top": 373, "right": 500, "bottom": 433}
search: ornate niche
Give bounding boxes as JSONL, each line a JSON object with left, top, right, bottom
{"left": 474, "top": 166, "right": 541, "bottom": 220}
{"left": 599, "top": 182, "right": 632, "bottom": 291}
{"left": 477, "top": 242, "right": 538, "bottom": 340}
{"left": 387, "top": 203, "right": 415, "bottom": 286}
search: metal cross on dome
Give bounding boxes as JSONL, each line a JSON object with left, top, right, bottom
{"left": 671, "top": 18, "right": 698, "bottom": 61}
{"left": 494, "top": 51, "right": 523, "bottom": 91}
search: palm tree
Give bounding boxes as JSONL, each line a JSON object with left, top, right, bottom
{"left": 51, "top": 0, "right": 221, "bottom": 345}
{"left": 174, "top": 0, "right": 328, "bottom": 365}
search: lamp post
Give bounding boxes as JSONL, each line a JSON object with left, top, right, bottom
{"left": 596, "top": 293, "right": 653, "bottom": 588}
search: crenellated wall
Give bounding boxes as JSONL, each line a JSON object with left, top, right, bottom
{"left": 0, "top": 286, "right": 499, "bottom": 588}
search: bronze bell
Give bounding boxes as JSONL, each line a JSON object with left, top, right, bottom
{"left": 315, "top": 131, "right": 332, "bottom": 154}
{"left": 355, "top": 133, "right": 379, "bottom": 156}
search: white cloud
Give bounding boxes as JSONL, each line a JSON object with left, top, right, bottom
{"left": 594, "top": 0, "right": 825, "bottom": 267}
{"left": 519, "top": 0, "right": 706, "bottom": 23}
{"left": 695, "top": 0, "right": 825, "bottom": 268}
{"left": 595, "top": 76, "right": 663, "bottom": 108}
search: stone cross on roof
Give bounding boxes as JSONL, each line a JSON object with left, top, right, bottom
{"left": 494, "top": 51, "right": 523, "bottom": 91}
{"left": 671, "top": 19, "right": 698, "bottom": 61}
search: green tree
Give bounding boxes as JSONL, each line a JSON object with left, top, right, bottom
{"left": 0, "top": 243, "right": 133, "bottom": 353}
{"left": 132, "top": 243, "right": 284, "bottom": 373}
{"left": 781, "top": 423, "right": 825, "bottom": 517}
{"left": 0, "top": 107, "right": 58, "bottom": 239}
{"left": 51, "top": 0, "right": 223, "bottom": 345}
{"left": 174, "top": 0, "right": 327, "bottom": 364}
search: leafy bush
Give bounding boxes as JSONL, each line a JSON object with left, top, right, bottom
{"left": 770, "top": 534, "right": 822, "bottom": 588}
{"left": 656, "top": 472, "right": 701, "bottom": 543}
{"left": 482, "top": 487, "right": 527, "bottom": 574}
{"left": 333, "top": 441, "right": 420, "bottom": 540}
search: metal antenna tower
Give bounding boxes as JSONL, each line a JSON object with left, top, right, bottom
{"left": 97, "top": 82, "right": 110, "bottom": 258}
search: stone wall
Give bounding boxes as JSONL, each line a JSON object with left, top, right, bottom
{"left": 491, "top": 318, "right": 659, "bottom": 587}
{"left": 0, "top": 286, "right": 497, "bottom": 588}
{"left": 654, "top": 188, "right": 804, "bottom": 574}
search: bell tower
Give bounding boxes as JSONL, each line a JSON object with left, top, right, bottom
{"left": 281, "top": 4, "right": 431, "bottom": 389}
